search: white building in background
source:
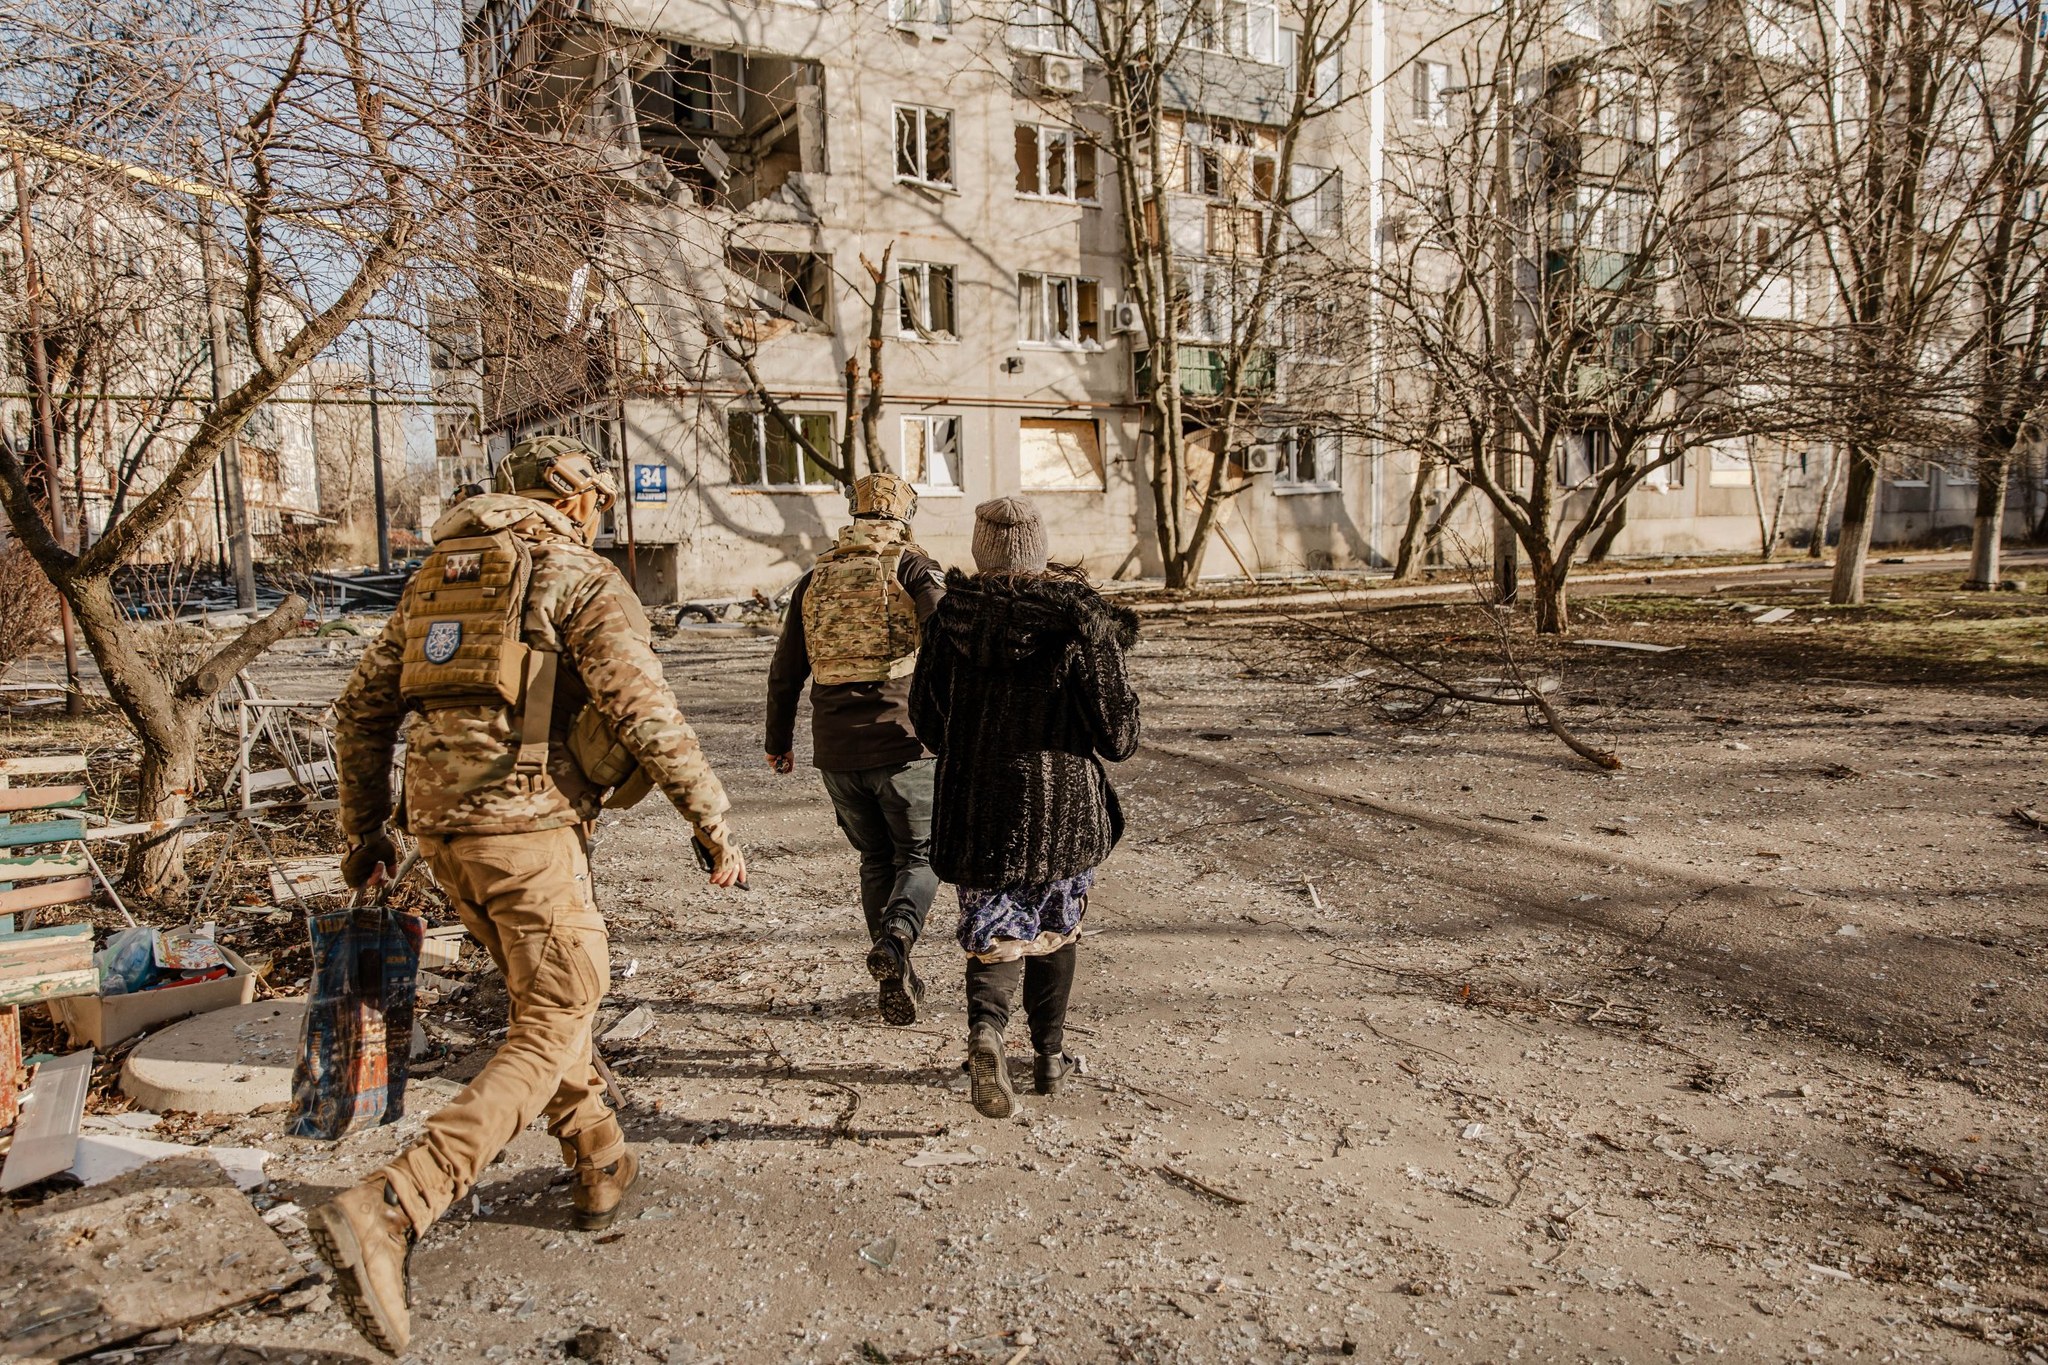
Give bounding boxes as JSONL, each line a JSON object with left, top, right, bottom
{"left": 452, "top": 0, "right": 2037, "bottom": 603}
{"left": 0, "top": 167, "right": 325, "bottom": 567}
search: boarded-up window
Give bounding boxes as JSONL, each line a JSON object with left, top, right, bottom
{"left": 1019, "top": 418, "right": 1104, "bottom": 490}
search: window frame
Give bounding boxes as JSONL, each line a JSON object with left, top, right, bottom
{"left": 1014, "top": 122, "right": 1100, "bottom": 203}
{"left": 893, "top": 104, "right": 956, "bottom": 190}
{"left": 896, "top": 261, "right": 959, "bottom": 341}
{"left": 1017, "top": 270, "right": 1103, "bottom": 348}
{"left": 1414, "top": 59, "right": 1451, "bottom": 126}
{"left": 889, "top": 0, "right": 953, "bottom": 29}
{"left": 1274, "top": 426, "right": 1342, "bottom": 492}
{"left": 901, "top": 414, "right": 963, "bottom": 493}
{"left": 726, "top": 408, "right": 842, "bottom": 491}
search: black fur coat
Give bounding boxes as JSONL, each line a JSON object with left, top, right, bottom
{"left": 909, "top": 569, "right": 1142, "bottom": 889}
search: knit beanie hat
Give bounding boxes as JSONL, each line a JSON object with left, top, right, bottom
{"left": 972, "top": 496, "right": 1049, "bottom": 574}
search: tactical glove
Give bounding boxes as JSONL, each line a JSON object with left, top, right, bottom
{"left": 342, "top": 828, "right": 398, "bottom": 891}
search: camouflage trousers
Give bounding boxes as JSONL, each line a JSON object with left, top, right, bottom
{"left": 379, "top": 824, "right": 622, "bottom": 1236}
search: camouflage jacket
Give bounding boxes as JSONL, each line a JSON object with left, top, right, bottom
{"left": 334, "top": 494, "right": 731, "bottom": 838}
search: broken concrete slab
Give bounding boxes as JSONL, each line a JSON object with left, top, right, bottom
{"left": 0, "top": 1155, "right": 300, "bottom": 1363}
{"left": 601, "top": 1005, "right": 655, "bottom": 1046}
{"left": 119, "top": 999, "right": 301, "bottom": 1114}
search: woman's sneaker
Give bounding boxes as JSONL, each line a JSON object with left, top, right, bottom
{"left": 1033, "top": 1051, "right": 1081, "bottom": 1095}
{"left": 968, "top": 1023, "right": 1017, "bottom": 1118}
{"left": 866, "top": 930, "right": 924, "bottom": 1026}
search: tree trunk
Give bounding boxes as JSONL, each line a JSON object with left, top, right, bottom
{"left": 130, "top": 714, "right": 204, "bottom": 894}
{"left": 1807, "top": 445, "right": 1842, "bottom": 559}
{"left": 1829, "top": 445, "right": 1881, "bottom": 604}
{"left": 1532, "top": 557, "right": 1570, "bottom": 635}
{"left": 1963, "top": 451, "right": 2010, "bottom": 589}
{"left": 1585, "top": 500, "right": 1627, "bottom": 564}
{"left": 1393, "top": 455, "right": 1433, "bottom": 581}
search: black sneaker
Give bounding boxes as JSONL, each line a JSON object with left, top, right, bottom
{"left": 968, "top": 1022, "right": 1017, "bottom": 1118}
{"left": 1033, "top": 1051, "right": 1080, "bottom": 1096}
{"left": 866, "top": 930, "right": 924, "bottom": 1026}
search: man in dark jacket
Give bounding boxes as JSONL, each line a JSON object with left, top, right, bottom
{"left": 766, "top": 472, "right": 946, "bottom": 1024}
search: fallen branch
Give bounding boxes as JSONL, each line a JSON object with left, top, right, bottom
{"left": 1156, "top": 1164, "right": 1249, "bottom": 1207}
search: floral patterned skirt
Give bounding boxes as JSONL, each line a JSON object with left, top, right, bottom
{"left": 955, "top": 869, "right": 1096, "bottom": 964}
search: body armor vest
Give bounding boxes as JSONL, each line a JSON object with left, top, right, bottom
{"left": 398, "top": 531, "right": 533, "bottom": 707}
{"left": 397, "top": 519, "right": 652, "bottom": 807}
{"left": 802, "top": 520, "right": 923, "bottom": 686}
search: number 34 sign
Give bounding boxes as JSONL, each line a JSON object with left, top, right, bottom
{"left": 633, "top": 464, "right": 668, "bottom": 503}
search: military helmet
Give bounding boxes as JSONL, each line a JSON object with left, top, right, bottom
{"left": 851, "top": 472, "right": 918, "bottom": 522}
{"left": 494, "top": 435, "right": 618, "bottom": 511}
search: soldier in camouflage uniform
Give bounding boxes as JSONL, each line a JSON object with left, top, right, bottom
{"left": 309, "top": 436, "right": 745, "bottom": 1357}
{"left": 766, "top": 472, "right": 946, "bottom": 1026}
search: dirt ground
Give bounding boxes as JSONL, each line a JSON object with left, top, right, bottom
{"left": 13, "top": 555, "right": 2048, "bottom": 1364}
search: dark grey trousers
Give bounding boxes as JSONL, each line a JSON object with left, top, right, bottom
{"left": 965, "top": 943, "right": 1079, "bottom": 1057}
{"left": 819, "top": 759, "right": 938, "bottom": 945}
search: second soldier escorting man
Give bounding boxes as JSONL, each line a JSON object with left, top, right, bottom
{"left": 765, "top": 472, "right": 947, "bottom": 1025}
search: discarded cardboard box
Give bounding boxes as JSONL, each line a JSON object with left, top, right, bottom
{"left": 48, "top": 946, "right": 258, "bottom": 1050}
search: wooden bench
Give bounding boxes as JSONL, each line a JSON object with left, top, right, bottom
{"left": 0, "top": 755, "right": 107, "bottom": 1128}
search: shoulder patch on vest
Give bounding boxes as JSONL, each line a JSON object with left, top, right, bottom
{"left": 423, "top": 620, "right": 464, "bottom": 663}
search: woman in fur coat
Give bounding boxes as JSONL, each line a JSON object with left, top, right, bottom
{"left": 909, "top": 496, "right": 1141, "bottom": 1117}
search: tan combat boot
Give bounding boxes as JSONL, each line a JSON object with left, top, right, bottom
{"left": 307, "top": 1178, "right": 415, "bottom": 1356}
{"left": 562, "top": 1124, "right": 641, "bottom": 1231}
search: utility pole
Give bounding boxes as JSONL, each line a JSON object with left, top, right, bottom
{"left": 196, "top": 210, "right": 259, "bottom": 611}
{"left": 366, "top": 335, "right": 392, "bottom": 574}
{"left": 10, "top": 148, "right": 85, "bottom": 715}
{"left": 1490, "top": 0, "right": 1522, "bottom": 607}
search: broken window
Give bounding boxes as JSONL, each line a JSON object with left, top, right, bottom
{"left": 890, "top": 0, "right": 953, "bottom": 29}
{"left": 895, "top": 105, "right": 955, "bottom": 188}
{"left": 1558, "top": 429, "right": 1614, "bottom": 485}
{"left": 1011, "top": 0, "right": 1096, "bottom": 52}
{"left": 634, "top": 46, "right": 827, "bottom": 209}
{"left": 897, "top": 262, "right": 958, "bottom": 339}
{"left": 1414, "top": 60, "right": 1451, "bottom": 126}
{"left": 726, "top": 248, "right": 832, "bottom": 329}
{"left": 1281, "top": 31, "right": 1342, "bottom": 109}
{"left": 728, "top": 409, "right": 839, "bottom": 488}
{"left": 1018, "top": 272, "right": 1101, "bottom": 346}
{"left": 1276, "top": 427, "right": 1341, "bottom": 488}
{"left": 902, "top": 415, "right": 961, "bottom": 489}
{"left": 1019, "top": 418, "right": 1105, "bottom": 490}
{"left": 1015, "top": 123, "right": 1099, "bottom": 201}
{"left": 1290, "top": 164, "right": 1342, "bottom": 234}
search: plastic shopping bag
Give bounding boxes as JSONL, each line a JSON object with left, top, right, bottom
{"left": 287, "top": 902, "right": 425, "bottom": 1140}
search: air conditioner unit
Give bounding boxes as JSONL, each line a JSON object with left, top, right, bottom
{"left": 1241, "top": 444, "right": 1280, "bottom": 475}
{"left": 1109, "top": 300, "right": 1144, "bottom": 334}
{"left": 1037, "top": 54, "right": 1085, "bottom": 94}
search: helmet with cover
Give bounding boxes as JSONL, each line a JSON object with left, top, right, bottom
{"left": 851, "top": 471, "right": 918, "bottom": 523}
{"left": 494, "top": 435, "right": 618, "bottom": 513}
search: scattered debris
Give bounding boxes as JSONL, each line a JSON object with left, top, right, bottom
{"left": 69, "top": 1134, "right": 272, "bottom": 1191}
{"left": 1157, "top": 1164, "right": 1250, "bottom": 1207}
{"left": 267, "top": 857, "right": 347, "bottom": 902}
{"left": 600, "top": 1005, "right": 656, "bottom": 1046}
{"left": 858, "top": 1235, "right": 899, "bottom": 1270}
{"left": 0, "top": 1156, "right": 300, "bottom": 1361}
{"left": 119, "top": 999, "right": 301, "bottom": 1114}
{"left": 902, "top": 1149, "right": 982, "bottom": 1168}
{"left": 1572, "top": 639, "right": 1685, "bottom": 653}
{"left": 0, "top": 1048, "right": 92, "bottom": 1191}
{"left": 2011, "top": 807, "right": 2048, "bottom": 832}
{"left": 1752, "top": 608, "right": 1796, "bottom": 625}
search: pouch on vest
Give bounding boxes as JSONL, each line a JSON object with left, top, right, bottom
{"left": 567, "top": 702, "right": 655, "bottom": 809}
{"left": 803, "top": 525, "right": 923, "bottom": 686}
{"left": 398, "top": 531, "right": 533, "bottom": 708}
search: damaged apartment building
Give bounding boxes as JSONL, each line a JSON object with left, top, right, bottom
{"left": 454, "top": 0, "right": 1997, "bottom": 601}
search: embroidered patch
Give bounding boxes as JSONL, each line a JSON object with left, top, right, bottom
{"left": 423, "top": 620, "right": 463, "bottom": 664}
{"left": 441, "top": 552, "right": 483, "bottom": 585}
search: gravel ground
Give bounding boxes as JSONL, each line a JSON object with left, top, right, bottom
{"left": 22, "top": 562, "right": 2048, "bottom": 1364}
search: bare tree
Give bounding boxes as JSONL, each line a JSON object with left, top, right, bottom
{"left": 0, "top": 0, "right": 471, "bottom": 890}
{"left": 1776, "top": 0, "right": 2004, "bottom": 602}
{"left": 1960, "top": 0, "right": 2048, "bottom": 589}
{"left": 1360, "top": 0, "right": 1798, "bottom": 633}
